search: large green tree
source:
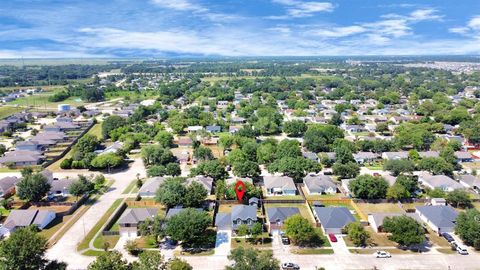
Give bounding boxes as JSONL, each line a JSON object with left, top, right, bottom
{"left": 344, "top": 222, "right": 370, "bottom": 247}
{"left": 87, "top": 251, "right": 129, "bottom": 270}
{"left": 102, "top": 115, "right": 127, "bottom": 139}
{"left": 268, "top": 157, "right": 321, "bottom": 182}
{"left": 16, "top": 173, "right": 51, "bottom": 202}
{"left": 283, "top": 215, "right": 317, "bottom": 246}
{"left": 0, "top": 226, "right": 65, "bottom": 270}
{"left": 165, "top": 208, "right": 210, "bottom": 243}
{"left": 455, "top": 209, "right": 480, "bottom": 248}
{"left": 382, "top": 216, "right": 425, "bottom": 247}
{"left": 226, "top": 247, "right": 280, "bottom": 270}
{"left": 349, "top": 175, "right": 388, "bottom": 199}
{"left": 283, "top": 120, "right": 307, "bottom": 137}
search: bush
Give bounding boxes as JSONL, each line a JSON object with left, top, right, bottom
{"left": 125, "top": 240, "right": 141, "bottom": 256}
{"left": 60, "top": 158, "right": 73, "bottom": 169}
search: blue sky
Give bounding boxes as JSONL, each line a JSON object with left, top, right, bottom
{"left": 0, "top": 0, "right": 479, "bottom": 58}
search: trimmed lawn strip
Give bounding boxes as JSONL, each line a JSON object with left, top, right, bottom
{"left": 122, "top": 180, "right": 137, "bottom": 194}
{"left": 77, "top": 198, "right": 124, "bottom": 251}
{"left": 173, "top": 249, "right": 215, "bottom": 256}
{"left": 291, "top": 248, "right": 334, "bottom": 254}
{"left": 437, "top": 248, "right": 456, "bottom": 254}
{"left": 231, "top": 233, "right": 272, "bottom": 249}
{"left": 136, "top": 236, "right": 158, "bottom": 249}
{"left": 82, "top": 249, "right": 106, "bottom": 256}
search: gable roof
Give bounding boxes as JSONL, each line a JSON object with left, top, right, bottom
{"left": 165, "top": 207, "right": 203, "bottom": 220}
{"left": 266, "top": 207, "right": 300, "bottom": 223}
{"left": 0, "top": 176, "right": 19, "bottom": 193}
{"left": 3, "top": 209, "right": 55, "bottom": 230}
{"left": 138, "top": 177, "right": 166, "bottom": 195}
{"left": 368, "top": 212, "right": 422, "bottom": 228}
{"left": 263, "top": 176, "right": 296, "bottom": 191}
{"left": 231, "top": 205, "right": 257, "bottom": 221}
{"left": 313, "top": 206, "right": 355, "bottom": 229}
{"left": 118, "top": 208, "right": 158, "bottom": 225}
{"left": 416, "top": 205, "right": 458, "bottom": 228}
{"left": 186, "top": 175, "right": 213, "bottom": 192}
{"left": 303, "top": 175, "right": 336, "bottom": 193}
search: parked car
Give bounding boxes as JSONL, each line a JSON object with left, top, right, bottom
{"left": 328, "top": 233, "right": 337, "bottom": 242}
{"left": 282, "top": 263, "right": 300, "bottom": 270}
{"left": 281, "top": 236, "right": 290, "bottom": 245}
{"left": 456, "top": 244, "right": 469, "bottom": 255}
{"left": 441, "top": 232, "right": 455, "bottom": 243}
{"left": 374, "top": 251, "right": 391, "bottom": 258}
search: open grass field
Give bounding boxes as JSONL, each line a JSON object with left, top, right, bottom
{"left": 0, "top": 106, "right": 24, "bottom": 119}
{"left": 8, "top": 90, "right": 86, "bottom": 109}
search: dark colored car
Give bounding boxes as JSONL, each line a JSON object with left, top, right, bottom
{"left": 281, "top": 236, "right": 290, "bottom": 245}
{"left": 442, "top": 233, "right": 455, "bottom": 243}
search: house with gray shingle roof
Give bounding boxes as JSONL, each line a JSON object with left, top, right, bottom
{"left": 0, "top": 150, "right": 44, "bottom": 167}
{"left": 418, "top": 172, "right": 463, "bottom": 192}
{"left": 353, "top": 152, "right": 380, "bottom": 164}
{"left": 215, "top": 205, "right": 258, "bottom": 231}
{"left": 303, "top": 174, "right": 337, "bottom": 195}
{"left": 455, "top": 151, "right": 474, "bottom": 163}
{"left": 368, "top": 212, "right": 422, "bottom": 233}
{"left": 0, "top": 176, "right": 19, "bottom": 198}
{"left": 381, "top": 152, "right": 409, "bottom": 160}
{"left": 263, "top": 176, "right": 297, "bottom": 196}
{"left": 415, "top": 205, "right": 458, "bottom": 233}
{"left": 266, "top": 207, "right": 300, "bottom": 233}
{"left": 312, "top": 206, "right": 355, "bottom": 234}
{"left": 186, "top": 175, "right": 213, "bottom": 194}
{"left": 2, "top": 209, "right": 56, "bottom": 237}
{"left": 138, "top": 177, "right": 166, "bottom": 197}
{"left": 458, "top": 174, "right": 480, "bottom": 191}
{"left": 118, "top": 208, "right": 158, "bottom": 237}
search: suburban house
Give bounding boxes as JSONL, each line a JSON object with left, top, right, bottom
{"left": 177, "top": 137, "right": 193, "bottom": 147}
{"left": 415, "top": 205, "right": 458, "bottom": 233}
{"left": 206, "top": 125, "right": 221, "bottom": 133}
{"left": 1, "top": 209, "right": 56, "bottom": 236}
{"left": 165, "top": 206, "right": 203, "bottom": 220}
{"left": 458, "top": 174, "right": 480, "bottom": 191}
{"left": 263, "top": 176, "right": 297, "bottom": 196}
{"left": 313, "top": 206, "right": 355, "bottom": 234}
{"left": 341, "top": 179, "right": 353, "bottom": 195}
{"left": 0, "top": 150, "right": 44, "bottom": 167}
{"left": 418, "top": 172, "right": 464, "bottom": 192}
{"left": 455, "top": 151, "right": 474, "bottom": 163}
{"left": 94, "top": 141, "right": 124, "bottom": 155}
{"left": 48, "top": 179, "right": 75, "bottom": 198}
{"left": 353, "top": 152, "right": 379, "bottom": 164}
{"left": 138, "top": 177, "right": 166, "bottom": 197}
{"left": 118, "top": 208, "right": 158, "bottom": 237}
{"left": 0, "top": 176, "right": 19, "bottom": 198}
{"left": 368, "top": 213, "right": 422, "bottom": 233}
{"left": 215, "top": 205, "right": 257, "bottom": 231}
{"left": 382, "top": 152, "right": 409, "bottom": 160}
{"left": 16, "top": 141, "right": 42, "bottom": 151}
{"left": 303, "top": 174, "right": 337, "bottom": 195}
{"left": 186, "top": 175, "right": 213, "bottom": 194}
{"left": 265, "top": 207, "right": 300, "bottom": 234}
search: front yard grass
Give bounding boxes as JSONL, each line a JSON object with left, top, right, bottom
{"left": 93, "top": 235, "right": 120, "bottom": 250}
{"left": 291, "top": 248, "right": 334, "bottom": 254}
{"left": 437, "top": 248, "right": 456, "bottom": 254}
{"left": 135, "top": 236, "right": 158, "bottom": 249}
{"left": 174, "top": 249, "right": 215, "bottom": 256}
{"left": 231, "top": 233, "right": 272, "bottom": 249}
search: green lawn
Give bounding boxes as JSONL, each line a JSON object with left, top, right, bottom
{"left": 88, "top": 123, "right": 102, "bottom": 139}
{"left": 77, "top": 199, "right": 124, "bottom": 251}
{"left": 93, "top": 235, "right": 120, "bottom": 250}
{"left": 291, "top": 248, "right": 334, "bottom": 254}
{"left": 8, "top": 90, "right": 86, "bottom": 109}
{"left": 135, "top": 236, "right": 158, "bottom": 249}
{"left": 0, "top": 106, "right": 24, "bottom": 119}
{"left": 122, "top": 180, "right": 139, "bottom": 194}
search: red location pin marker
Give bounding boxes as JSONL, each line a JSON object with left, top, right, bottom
{"left": 234, "top": 180, "right": 246, "bottom": 202}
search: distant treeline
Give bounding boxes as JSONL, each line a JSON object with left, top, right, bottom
{"left": 0, "top": 64, "right": 125, "bottom": 87}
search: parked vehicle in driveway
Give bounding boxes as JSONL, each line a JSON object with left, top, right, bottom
{"left": 374, "top": 251, "right": 391, "bottom": 258}
{"left": 456, "top": 244, "right": 469, "bottom": 255}
{"left": 441, "top": 232, "right": 455, "bottom": 243}
{"left": 282, "top": 263, "right": 300, "bottom": 270}
{"left": 328, "top": 233, "right": 337, "bottom": 242}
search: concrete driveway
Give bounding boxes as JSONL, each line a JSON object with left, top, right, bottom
{"left": 329, "top": 234, "right": 349, "bottom": 255}
{"left": 214, "top": 230, "right": 231, "bottom": 256}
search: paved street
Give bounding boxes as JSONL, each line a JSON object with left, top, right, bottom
{"left": 46, "top": 158, "right": 146, "bottom": 269}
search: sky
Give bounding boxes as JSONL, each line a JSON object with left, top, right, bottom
{"left": 0, "top": 0, "right": 479, "bottom": 58}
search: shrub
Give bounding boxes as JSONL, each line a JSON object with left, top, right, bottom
{"left": 60, "top": 158, "right": 73, "bottom": 169}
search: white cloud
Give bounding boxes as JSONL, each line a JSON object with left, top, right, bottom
{"left": 409, "top": 8, "right": 442, "bottom": 21}
{"left": 449, "top": 15, "right": 480, "bottom": 36}
{"left": 271, "top": 0, "right": 334, "bottom": 18}
{"left": 151, "top": 0, "right": 207, "bottom": 12}
{"left": 310, "top": 26, "right": 366, "bottom": 38}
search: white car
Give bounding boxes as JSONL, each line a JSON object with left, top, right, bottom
{"left": 282, "top": 262, "right": 300, "bottom": 270}
{"left": 374, "top": 251, "right": 391, "bottom": 258}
